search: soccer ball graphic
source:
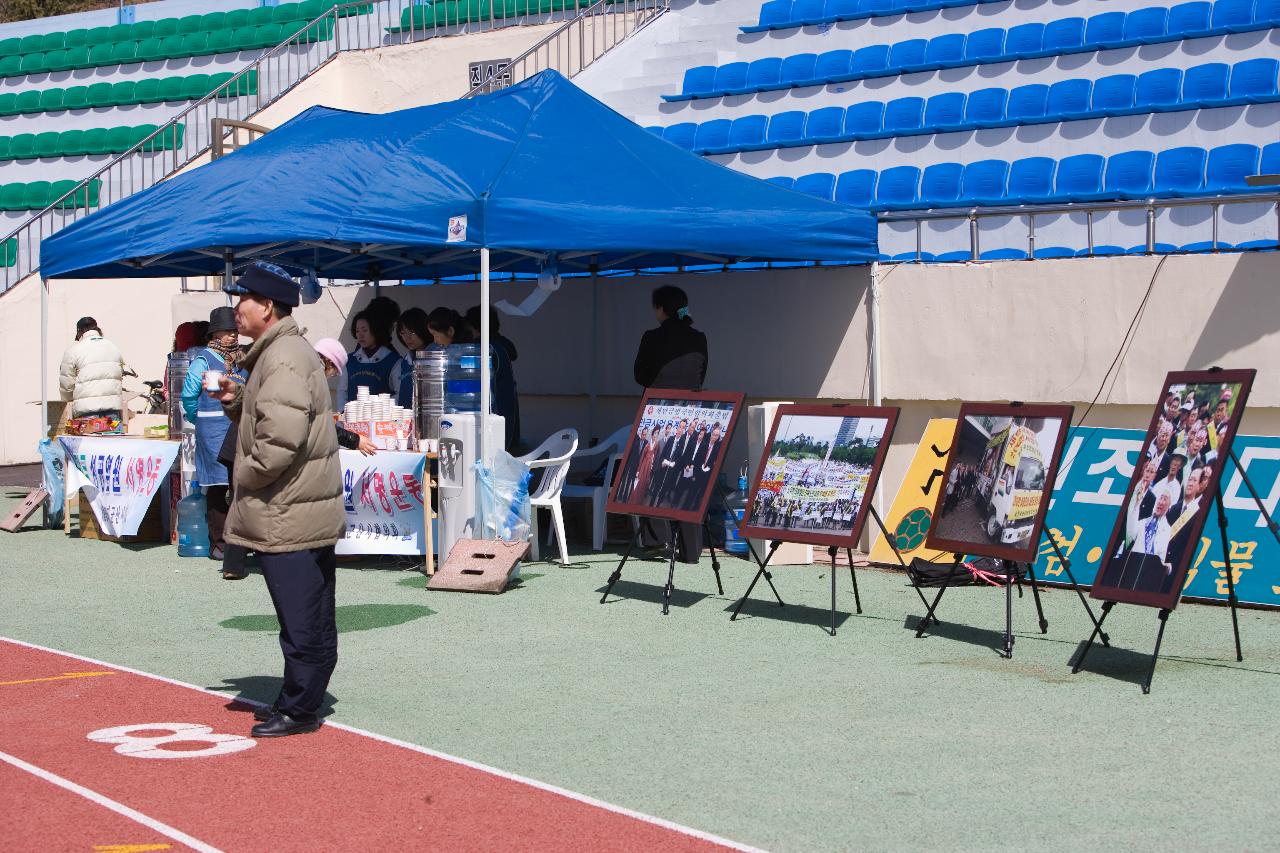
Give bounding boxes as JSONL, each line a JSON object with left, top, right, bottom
{"left": 893, "top": 506, "right": 932, "bottom": 552}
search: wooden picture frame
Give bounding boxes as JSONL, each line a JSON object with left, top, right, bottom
{"left": 1091, "top": 369, "right": 1255, "bottom": 610}
{"left": 740, "top": 403, "right": 900, "bottom": 548}
{"left": 924, "top": 402, "right": 1074, "bottom": 563}
{"left": 607, "top": 388, "right": 746, "bottom": 525}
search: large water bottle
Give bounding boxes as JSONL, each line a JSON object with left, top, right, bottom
{"left": 444, "top": 343, "right": 482, "bottom": 413}
{"left": 723, "top": 474, "right": 750, "bottom": 556}
{"left": 176, "top": 491, "right": 209, "bottom": 557}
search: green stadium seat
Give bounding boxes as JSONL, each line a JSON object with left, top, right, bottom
{"left": 294, "top": 17, "right": 333, "bottom": 42}
{"left": 63, "top": 85, "right": 90, "bottom": 109}
{"left": 22, "top": 181, "right": 52, "bottom": 210}
{"left": 157, "top": 76, "right": 186, "bottom": 102}
{"left": 181, "top": 33, "right": 210, "bottom": 57}
{"left": 0, "top": 237, "right": 16, "bottom": 267}
{"left": 134, "top": 124, "right": 159, "bottom": 151}
{"left": 224, "top": 8, "right": 252, "bottom": 28}
{"left": 176, "top": 14, "right": 204, "bottom": 34}
{"left": 339, "top": 3, "right": 373, "bottom": 16}
{"left": 254, "top": 24, "right": 285, "bottom": 49}
{"left": 20, "top": 53, "right": 47, "bottom": 75}
{"left": 231, "top": 26, "right": 259, "bottom": 51}
{"left": 273, "top": 2, "right": 303, "bottom": 22}
{"left": 181, "top": 74, "right": 210, "bottom": 100}
{"left": 19, "top": 34, "right": 44, "bottom": 55}
{"left": 44, "top": 49, "right": 71, "bottom": 72}
{"left": 207, "top": 72, "right": 232, "bottom": 95}
{"left": 85, "top": 26, "right": 112, "bottom": 46}
{"left": 66, "top": 179, "right": 102, "bottom": 209}
{"left": 0, "top": 93, "right": 18, "bottom": 115}
{"left": 63, "top": 28, "right": 90, "bottom": 48}
{"left": 131, "top": 20, "right": 157, "bottom": 40}
{"left": 60, "top": 129, "right": 86, "bottom": 156}
{"left": 50, "top": 180, "right": 76, "bottom": 209}
{"left": 165, "top": 123, "right": 185, "bottom": 150}
{"left": 87, "top": 42, "right": 114, "bottom": 66}
{"left": 105, "top": 126, "right": 135, "bottom": 153}
{"left": 0, "top": 38, "right": 21, "bottom": 57}
{"left": 86, "top": 82, "right": 113, "bottom": 108}
{"left": 109, "top": 80, "right": 136, "bottom": 106}
{"left": 15, "top": 90, "right": 41, "bottom": 114}
{"left": 158, "top": 35, "right": 186, "bottom": 59}
{"left": 106, "top": 23, "right": 133, "bottom": 42}
{"left": 205, "top": 28, "right": 234, "bottom": 54}
{"left": 109, "top": 40, "right": 137, "bottom": 65}
{"left": 82, "top": 128, "right": 109, "bottom": 155}
{"left": 0, "top": 55, "right": 21, "bottom": 77}
{"left": 135, "top": 37, "right": 164, "bottom": 62}
{"left": 0, "top": 137, "right": 10, "bottom": 159}
{"left": 34, "top": 131, "right": 60, "bottom": 158}
{"left": 247, "top": 6, "right": 278, "bottom": 26}
{"left": 8, "top": 134, "right": 35, "bottom": 159}
{"left": 152, "top": 18, "right": 180, "bottom": 38}
{"left": 63, "top": 45, "right": 92, "bottom": 70}
{"left": 38, "top": 88, "right": 65, "bottom": 111}
{"left": 299, "top": 0, "right": 329, "bottom": 16}
{"left": 133, "top": 78, "right": 162, "bottom": 103}
{"left": 0, "top": 184, "right": 26, "bottom": 211}
{"left": 40, "top": 32, "right": 67, "bottom": 52}
{"left": 201, "top": 12, "right": 228, "bottom": 31}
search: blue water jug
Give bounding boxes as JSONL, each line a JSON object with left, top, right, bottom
{"left": 724, "top": 475, "right": 750, "bottom": 556}
{"left": 176, "top": 491, "right": 209, "bottom": 557}
{"left": 444, "top": 343, "right": 491, "bottom": 413}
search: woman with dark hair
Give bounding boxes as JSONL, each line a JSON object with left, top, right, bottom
{"left": 633, "top": 284, "right": 709, "bottom": 562}
{"left": 394, "top": 308, "right": 432, "bottom": 408}
{"left": 465, "top": 304, "right": 520, "bottom": 451}
{"left": 428, "top": 306, "right": 522, "bottom": 450}
{"left": 344, "top": 310, "right": 399, "bottom": 403}
{"left": 426, "top": 307, "right": 475, "bottom": 345}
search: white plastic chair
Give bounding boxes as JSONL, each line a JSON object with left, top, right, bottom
{"left": 518, "top": 427, "right": 579, "bottom": 565}
{"left": 561, "top": 424, "right": 631, "bottom": 552}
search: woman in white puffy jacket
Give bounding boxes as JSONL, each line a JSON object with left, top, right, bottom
{"left": 59, "top": 317, "right": 129, "bottom": 418}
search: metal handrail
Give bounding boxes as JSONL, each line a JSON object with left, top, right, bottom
{"left": 1, "top": 0, "right": 649, "bottom": 293}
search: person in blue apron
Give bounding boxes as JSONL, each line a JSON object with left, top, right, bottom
{"left": 343, "top": 309, "right": 399, "bottom": 404}
{"left": 180, "top": 306, "right": 247, "bottom": 561}
{"left": 393, "top": 308, "right": 431, "bottom": 409}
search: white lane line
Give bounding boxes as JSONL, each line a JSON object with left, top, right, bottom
{"left": 0, "top": 748, "right": 223, "bottom": 853}
{"left": 0, "top": 636, "right": 763, "bottom": 853}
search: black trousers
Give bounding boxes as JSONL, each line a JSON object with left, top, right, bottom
{"left": 259, "top": 546, "right": 338, "bottom": 721}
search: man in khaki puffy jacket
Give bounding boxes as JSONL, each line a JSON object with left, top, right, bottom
{"left": 210, "top": 262, "right": 345, "bottom": 738}
{"left": 58, "top": 317, "right": 128, "bottom": 419}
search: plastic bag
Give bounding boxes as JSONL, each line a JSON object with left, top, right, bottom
{"left": 38, "top": 438, "right": 65, "bottom": 529}
{"left": 475, "top": 450, "right": 532, "bottom": 545}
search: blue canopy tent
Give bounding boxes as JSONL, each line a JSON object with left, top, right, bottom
{"left": 40, "top": 69, "right": 878, "bottom": 458}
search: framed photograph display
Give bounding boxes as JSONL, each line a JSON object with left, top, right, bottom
{"left": 608, "top": 388, "right": 746, "bottom": 524}
{"left": 740, "top": 404, "right": 900, "bottom": 548}
{"left": 1091, "top": 369, "right": 1255, "bottom": 610}
{"left": 924, "top": 403, "right": 1074, "bottom": 563}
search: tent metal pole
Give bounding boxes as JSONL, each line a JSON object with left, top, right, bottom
{"left": 868, "top": 262, "right": 884, "bottom": 550}
{"left": 40, "top": 276, "right": 49, "bottom": 441}
{"left": 588, "top": 262, "right": 599, "bottom": 442}
{"left": 480, "top": 247, "right": 491, "bottom": 466}
{"left": 223, "top": 249, "right": 234, "bottom": 306}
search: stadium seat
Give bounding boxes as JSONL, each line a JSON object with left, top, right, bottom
{"left": 765, "top": 176, "right": 795, "bottom": 190}
{"left": 0, "top": 183, "right": 26, "bottom": 210}
{"left": 924, "top": 92, "right": 966, "bottom": 132}
{"left": 922, "top": 33, "right": 964, "bottom": 69}
{"left": 1076, "top": 245, "right": 1127, "bottom": 257}
{"left": 836, "top": 169, "right": 877, "bottom": 206}
{"left": 231, "top": 26, "right": 260, "bottom": 51}
{"left": 84, "top": 26, "right": 112, "bottom": 46}
{"left": 851, "top": 44, "right": 890, "bottom": 76}
{"left": 874, "top": 165, "right": 921, "bottom": 209}
{"left": 135, "top": 37, "right": 165, "bottom": 62}
{"left": 1204, "top": 143, "right": 1260, "bottom": 192}
{"left": 158, "top": 77, "right": 186, "bottom": 103}
{"left": 63, "top": 45, "right": 91, "bottom": 70}
{"left": 200, "top": 12, "right": 228, "bottom": 31}
{"left": 248, "top": 6, "right": 279, "bottom": 26}
{"left": 693, "top": 119, "right": 731, "bottom": 152}
{"left": 0, "top": 93, "right": 15, "bottom": 116}
{"left": 1256, "top": 0, "right": 1280, "bottom": 25}
{"left": 679, "top": 66, "right": 715, "bottom": 98}
{"left": 59, "top": 129, "right": 86, "bottom": 156}
{"left": 1210, "top": 0, "right": 1254, "bottom": 31}
{"left": 756, "top": 0, "right": 793, "bottom": 28}
{"left": 935, "top": 250, "right": 972, "bottom": 262}
{"left": 780, "top": 53, "right": 818, "bottom": 86}
{"left": 20, "top": 53, "right": 46, "bottom": 75}
{"left": 919, "top": 162, "right": 963, "bottom": 207}
{"left": 81, "top": 128, "right": 109, "bottom": 156}
{"left": 1183, "top": 63, "right": 1230, "bottom": 107}
{"left": 980, "top": 248, "right": 1028, "bottom": 261}
{"left": 181, "top": 33, "right": 210, "bottom": 57}
{"left": 7, "top": 134, "right": 35, "bottom": 159}
{"left": 1136, "top": 67, "right": 1183, "bottom": 110}
{"left": 745, "top": 57, "right": 783, "bottom": 91}
{"left": 206, "top": 28, "right": 236, "bottom": 54}
{"left": 661, "top": 123, "right": 696, "bottom": 150}
{"left": 843, "top": 101, "right": 885, "bottom": 136}
{"left": 883, "top": 97, "right": 924, "bottom": 134}
{"left": 34, "top": 131, "right": 60, "bottom": 158}
{"left": 1126, "top": 242, "right": 1180, "bottom": 254}
{"left": 767, "top": 111, "right": 807, "bottom": 146}
{"left": 891, "top": 251, "right": 938, "bottom": 262}
{"left": 963, "top": 88, "right": 1007, "bottom": 128}
{"left": 814, "top": 49, "right": 853, "bottom": 82}
{"left": 0, "top": 55, "right": 19, "bottom": 77}
{"left": 790, "top": 0, "right": 825, "bottom": 24}
{"left": 1054, "top": 154, "right": 1106, "bottom": 201}
{"left": 86, "top": 42, "right": 114, "bottom": 67}
{"left": 712, "top": 62, "right": 750, "bottom": 96}
{"left": 960, "top": 159, "right": 1010, "bottom": 204}
{"left": 1004, "top": 22, "right": 1044, "bottom": 58}
{"left": 181, "top": 74, "right": 211, "bottom": 101}
{"left": 1034, "top": 246, "right": 1076, "bottom": 259}
{"left": 1122, "top": 7, "right": 1169, "bottom": 44}
{"left": 133, "top": 78, "right": 162, "bottom": 104}
{"left": 1180, "top": 240, "right": 1233, "bottom": 253}
{"left": 1261, "top": 141, "right": 1280, "bottom": 175}
{"left": 22, "top": 181, "right": 51, "bottom": 210}
{"left": 1153, "top": 146, "right": 1207, "bottom": 195}
{"left": 15, "top": 91, "right": 41, "bottom": 114}
{"left": 151, "top": 18, "right": 180, "bottom": 38}
{"left": 39, "top": 89, "right": 65, "bottom": 112}
{"left": 727, "top": 115, "right": 768, "bottom": 149}
{"left": 805, "top": 107, "right": 845, "bottom": 144}
{"left": 43, "top": 49, "right": 70, "bottom": 73}
{"left": 1105, "top": 150, "right": 1156, "bottom": 198}
{"left": 224, "top": 9, "right": 253, "bottom": 29}
{"left": 889, "top": 39, "right": 928, "bottom": 72}
{"left": 963, "top": 28, "right": 1005, "bottom": 64}
{"left": 1045, "top": 78, "right": 1092, "bottom": 121}
{"left": 272, "top": 3, "right": 303, "bottom": 23}
{"left": 1006, "top": 84, "right": 1049, "bottom": 122}
{"left": 105, "top": 126, "right": 135, "bottom": 153}
{"left": 1226, "top": 58, "right": 1279, "bottom": 105}
{"left": 1091, "top": 74, "right": 1138, "bottom": 116}
{"left": 0, "top": 137, "right": 13, "bottom": 160}
{"left": 110, "top": 41, "right": 138, "bottom": 65}
{"left": 1008, "top": 157, "right": 1057, "bottom": 203}
{"left": 1040, "top": 17, "right": 1086, "bottom": 54}
{"left": 793, "top": 172, "right": 836, "bottom": 199}
{"left": 61, "top": 86, "right": 89, "bottom": 110}
{"left": 0, "top": 37, "right": 18, "bottom": 57}
{"left": 18, "top": 34, "right": 44, "bottom": 55}
{"left": 1083, "top": 11, "right": 1126, "bottom": 49}
{"left": 1166, "top": 0, "right": 1213, "bottom": 36}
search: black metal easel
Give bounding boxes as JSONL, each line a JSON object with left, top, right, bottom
{"left": 914, "top": 551, "right": 1049, "bottom": 658}
{"left": 600, "top": 516, "right": 724, "bottom": 616}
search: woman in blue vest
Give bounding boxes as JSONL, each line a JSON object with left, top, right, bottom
{"left": 343, "top": 310, "right": 399, "bottom": 404}
{"left": 394, "top": 308, "right": 431, "bottom": 409}
{"left": 180, "top": 306, "right": 247, "bottom": 560}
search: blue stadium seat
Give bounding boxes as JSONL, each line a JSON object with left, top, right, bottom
{"left": 851, "top": 44, "right": 890, "bottom": 77}
{"left": 1204, "top": 143, "right": 1260, "bottom": 192}
{"left": 1077, "top": 245, "right": 1127, "bottom": 257}
{"left": 728, "top": 114, "right": 768, "bottom": 149}
{"left": 1153, "top": 146, "right": 1207, "bottom": 195}
{"left": 1034, "top": 246, "right": 1076, "bottom": 259}
{"left": 680, "top": 66, "right": 716, "bottom": 98}
{"left": 644, "top": 125, "right": 662, "bottom": 136}
{"left": 964, "top": 88, "right": 1008, "bottom": 127}
{"left": 922, "top": 33, "right": 965, "bottom": 69}
{"left": 824, "top": 0, "right": 860, "bottom": 20}
{"left": 1008, "top": 157, "right": 1056, "bottom": 203}
{"left": 662, "top": 123, "right": 697, "bottom": 150}
{"left": 836, "top": 169, "right": 877, "bottom": 205}
{"left": 745, "top": 57, "right": 784, "bottom": 91}
{"left": 920, "top": 162, "right": 964, "bottom": 206}
{"left": 1006, "top": 84, "right": 1049, "bottom": 122}
{"left": 1261, "top": 141, "right": 1280, "bottom": 174}
{"left": 891, "top": 251, "right": 938, "bottom": 262}
{"left": 1105, "top": 150, "right": 1156, "bottom": 198}
{"left": 790, "top": 0, "right": 825, "bottom": 25}
{"left": 1084, "top": 11, "right": 1126, "bottom": 49}
{"left": 756, "top": 0, "right": 793, "bottom": 28}
{"left": 1180, "top": 241, "right": 1234, "bottom": 253}
{"left": 960, "top": 159, "right": 1010, "bottom": 204}
{"left": 693, "top": 119, "right": 731, "bottom": 152}
{"left": 806, "top": 106, "right": 845, "bottom": 143}
{"left": 767, "top": 110, "right": 808, "bottom": 146}
{"left": 980, "top": 248, "right": 1028, "bottom": 261}
{"left": 889, "top": 39, "right": 928, "bottom": 73}
{"left": 1004, "top": 22, "right": 1044, "bottom": 58}
{"left": 1236, "top": 239, "right": 1280, "bottom": 251}
{"left": 1256, "top": 0, "right": 1280, "bottom": 25}
{"left": 1166, "top": 1, "right": 1213, "bottom": 37}
{"left": 1122, "top": 7, "right": 1169, "bottom": 44}
{"left": 843, "top": 101, "right": 885, "bottom": 136}
{"left": 935, "top": 250, "right": 972, "bottom": 263}
{"left": 765, "top": 176, "right": 795, "bottom": 190}
{"left": 1210, "top": 0, "right": 1254, "bottom": 32}
{"left": 1135, "top": 67, "right": 1183, "bottom": 110}
{"left": 1226, "top": 58, "right": 1279, "bottom": 105}
{"left": 923, "top": 92, "right": 966, "bottom": 132}
{"left": 793, "top": 172, "right": 836, "bottom": 199}
{"left": 1182, "top": 63, "right": 1229, "bottom": 107}
{"left": 714, "top": 62, "right": 751, "bottom": 96}
{"left": 963, "top": 28, "right": 1005, "bottom": 64}
{"left": 856, "top": 0, "right": 892, "bottom": 16}
{"left": 874, "top": 165, "right": 921, "bottom": 209}
{"left": 1040, "top": 17, "right": 1086, "bottom": 55}
{"left": 780, "top": 52, "right": 819, "bottom": 86}
{"left": 814, "top": 49, "right": 853, "bottom": 82}
{"left": 883, "top": 97, "right": 925, "bottom": 134}
{"left": 1054, "top": 154, "right": 1106, "bottom": 201}
{"left": 1045, "top": 79, "right": 1092, "bottom": 121}
{"left": 1091, "top": 74, "right": 1138, "bottom": 116}
{"left": 1127, "top": 243, "right": 1180, "bottom": 254}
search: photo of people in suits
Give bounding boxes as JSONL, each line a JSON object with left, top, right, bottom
{"left": 1093, "top": 371, "right": 1254, "bottom": 609}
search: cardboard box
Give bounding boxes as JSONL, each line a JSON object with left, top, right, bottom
{"left": 127, "top": 414, "right": 169, "bottom": 438}
{"left": 77, "top": 491, "right": 165, "bottom": 543}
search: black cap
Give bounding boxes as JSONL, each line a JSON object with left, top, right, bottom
{"left": 208, "top": 306, "right": 237, "bottom": 333}
{"left": 226, "top": 261, "right": 299, "bottom": 307}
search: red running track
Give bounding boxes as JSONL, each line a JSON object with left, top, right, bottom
{"left": 0, "top": 638, "right": 751, "bottom": 852}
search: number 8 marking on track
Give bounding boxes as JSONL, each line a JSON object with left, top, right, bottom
{"left": 87, "top": 723, "right": 256, "bottom": 759}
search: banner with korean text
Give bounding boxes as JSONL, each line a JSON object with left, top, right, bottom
{"left": 59, "top": 436, "right": 180, "bottom": 538}
{"left": 337, "top": 450, "right": 429, "bottom": 556}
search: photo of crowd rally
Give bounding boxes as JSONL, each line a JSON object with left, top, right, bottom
{"left": 611, "top": 396, "right": 738, "bottom": 520}
{"left": 929, "top": 409, "right": 1068, "bottom": 561}
{"left": 1095, "top": 376, "right": 1251, "bottom": 603}
{"left": 744, "top": 412, "right": 889, "bottom": 543}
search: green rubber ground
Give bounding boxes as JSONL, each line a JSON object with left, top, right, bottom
{"left": 3, "top": 493, "right": 1278, "bottom": 851}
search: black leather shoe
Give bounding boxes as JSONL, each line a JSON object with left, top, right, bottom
{"left": 252, "top": 704, "right": 278, "bottom": 722}
{"left": 251, "top": 712, "right": 321, "bottom": 738}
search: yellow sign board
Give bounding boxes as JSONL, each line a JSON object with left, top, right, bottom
{"left": 869, "top": 418, "right": 956, "bottom": 564}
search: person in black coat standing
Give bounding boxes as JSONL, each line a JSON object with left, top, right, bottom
{"left": 633, "top": 285, "right": 708, "bottom": 563}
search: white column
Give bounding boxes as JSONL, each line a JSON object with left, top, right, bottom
{"left": 40, "top": 276, "right": 49, "bottom": 440}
